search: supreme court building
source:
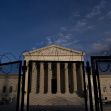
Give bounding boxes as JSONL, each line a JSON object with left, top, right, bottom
{"left": 23, "top": 45, "right": 85, "bottom": 106}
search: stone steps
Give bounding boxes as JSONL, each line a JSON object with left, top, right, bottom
{"left": 29, "top": 93, "right": 85, "bottom": 106}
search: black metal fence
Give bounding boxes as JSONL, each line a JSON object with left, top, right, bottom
{"left": 0, "top": 56, "right": 111, "bottom": 111}
{"left": 0, "top": 61, "right": 22, "bottom": 111}
{"left": 86, "top": 56, "right": 111, "bottom": 111}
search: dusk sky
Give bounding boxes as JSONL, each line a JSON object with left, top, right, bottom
{"left": 0, "top": 0, "right": 111, "bottom": 61}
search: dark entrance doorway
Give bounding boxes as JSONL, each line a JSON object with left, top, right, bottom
{"left": 51, "top": 79, "right": 57, "bottom": 94}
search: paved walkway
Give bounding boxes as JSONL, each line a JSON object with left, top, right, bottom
{"left": 29, "top": 105, "right": 85, "bottom": 111}
{"left": 103, "top": 104, "right": 111, "bottom": 111}
{"left": 1, "top": 104, "right": 111, "bottom": 111}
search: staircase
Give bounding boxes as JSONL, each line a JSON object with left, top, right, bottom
{"left": 29, "top": 93, "right": 85, "bottom": 106}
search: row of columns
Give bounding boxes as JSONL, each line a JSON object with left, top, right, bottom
{"left": 32, "top": 62, "right": 83, "bottom": 94}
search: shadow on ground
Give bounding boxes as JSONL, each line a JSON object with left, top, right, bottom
{"left": 29, "top": 105, "right": 85, "bottom": 111}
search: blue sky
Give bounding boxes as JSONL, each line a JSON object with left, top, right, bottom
{"left": 0, "top": 0, "right": 111, "bottom": 61}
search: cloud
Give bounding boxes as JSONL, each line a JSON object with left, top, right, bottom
{"left": 75, "top": 21, "right": 87, "bottom": 29}
{"left": 71, "top": 1, "right": 106, "bottom": 33}
{"left": 92, "top": 43, "right": 109, "bottom": 51}
{"left": 106, "top": 38, "right": 111, "bottom": 42}
{"left": 106, "top": 10, "right": 111, "bottom": 19}
{"left": 72, "top": 12, "right": 81, "bottom": 17}
{"left": 72, "top": 20, "right": 95, "bottom": 32}
{"left": 107, "top": 10, "right": 111, "bottom": 16}
{"left": 40, "top": 32, "right": 79, "bottom": 48}
{"left": 60, "top": 27, "right": 67, "bottom": 31}
{"left": 71, "top": 0, "right": 107, "bottom": 34}
{"left": 98, "top": 16, "right": 105, "bottom": 20}
{"left": 46, "top": 37, "right": 53, "bottom": 44}
{"left": 36, "top": 0, "right": 110, "bottom": 55}
{"left": 91, "top": 36, "right": 111, "bottom": 55}
{"left": 86, "top": 0, "right": 106, "bottom": 19}
{"left": 47, "top": 33, "right": 72, "bottom": 46}
{"left": 98, "top": 10, "right": 111, "bottom": 20}
{"left": 103, "top": 32, "right": 111, "bottom": 41}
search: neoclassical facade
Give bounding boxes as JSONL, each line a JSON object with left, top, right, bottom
{"left": 23, "top": 45, "right": 85, "bottom": 106}
{"left": 0, "top": 45, "right": 111, "bottom": 107}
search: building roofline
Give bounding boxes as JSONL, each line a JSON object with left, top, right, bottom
{"left": 23, "top": 44, "right": 85, "bottom": 56}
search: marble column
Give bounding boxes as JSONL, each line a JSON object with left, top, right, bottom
{"left": 80, "top": 63, "right": 84, "bottom": 91}
{"left": 31, "top": 62, "right": 37, "bottom": 93}
{"left": 24, "top": 61, "right": 28, "bottom": 105}
{"left": 72, "top": 63, "right": 77, "bottom": 92}
{"left": 48, "top": 62, "right": 52, "bottom": 94}
{"left": 64, "top": 63, "right": 69, "bottom": 93}
{"left": 57, "top": 62, "right": 61, "bottom": 93}
{"left": 40, "top": 62, "right": 44, "bottom": 94}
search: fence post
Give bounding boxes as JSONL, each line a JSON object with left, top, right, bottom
{"left": 95, "top": 63, "right": 103, "bottom": 111}
{"left": 82, "top": 62, "right": 88, "bottom": 111}
{"left": 27, "top": 61, "right": 32, "bottom": 111}
{"left": 91, "top": 58, "right": 99, "bottom": 111}
{"left": 86, "top": 61, "right": 94, "bottom": 111}
{"left": 16, "top": 61, "right": 22, "bottom": 111}
{"left": 21, "top": 61, "right": 27, "bottom": 111}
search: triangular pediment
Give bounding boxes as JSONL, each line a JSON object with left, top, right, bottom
{"left": 23, "top": 45, "right": 84, "bottom": 56}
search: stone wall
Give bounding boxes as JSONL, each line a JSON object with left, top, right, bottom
{"left": 0, "top": 74, "right": 18, "bottom": 102}
{"left": 100, "top": 75, "right": 111, "bottom": 101}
